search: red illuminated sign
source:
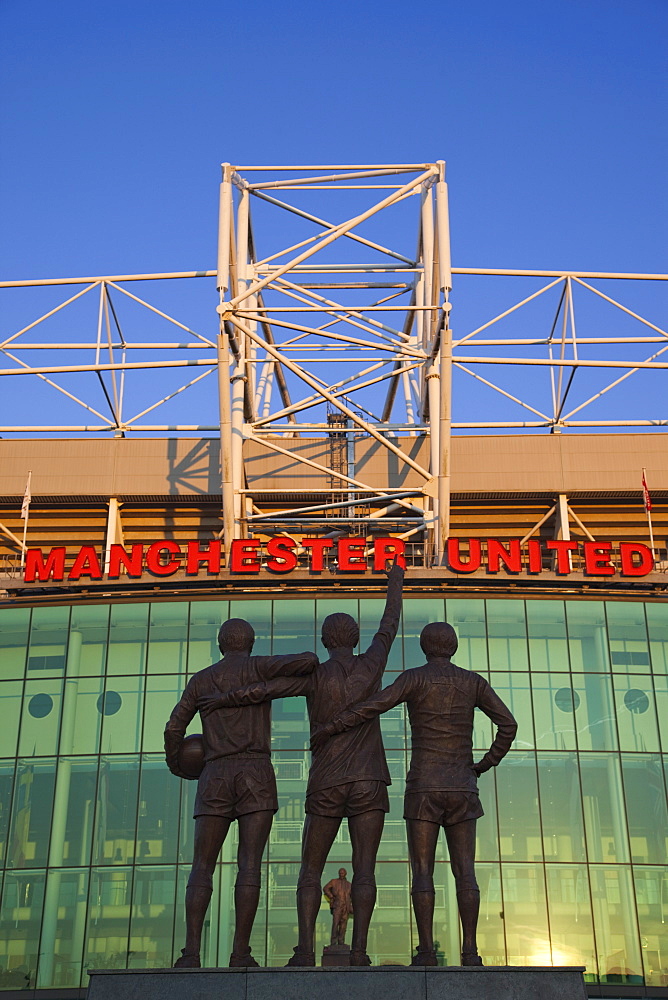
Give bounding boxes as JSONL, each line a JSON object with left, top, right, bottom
{"left": 21, "top": 536, "right": 655, "bottom": 584}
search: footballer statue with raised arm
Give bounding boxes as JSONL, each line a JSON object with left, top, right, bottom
{"left": 164, "top": 617, "right": 318, "bottom": 969}
{"left": 312, "top": 621, "right": 517, "bottom": 967}
{"left": 202, "top": 560, "right": 405, "bottom": 966}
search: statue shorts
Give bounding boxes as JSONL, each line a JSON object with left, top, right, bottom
{"left": 305, "top": 779, "right": 390, "bottom": 818}
{"left": 194, "top": 754, "right": 278, "bottom": 819}
{"left": 403, "top": 790, "right": 484, "bottom": 827}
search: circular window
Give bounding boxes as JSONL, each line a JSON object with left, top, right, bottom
{"left": 28, "top": 693, "right": 54, "bottom": 718}
{"left": 554, "top": 687, "right": 580, "bottom": 712}
{"left": 624, "top": 689, "right": 649, "bottom": 714}
{"left": 97, "top": 691, "right": 122, "bottom": 716}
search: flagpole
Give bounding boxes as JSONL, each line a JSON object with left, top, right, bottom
{"left": 20, "top": 470, "right": 31, "bottom": 569}
{"left": 642, "top": 467, "right": 656, "bottom": 562}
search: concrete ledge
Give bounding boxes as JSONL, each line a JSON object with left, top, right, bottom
{"left": 88, "top": 965, "right": 588, "bottom": 1000}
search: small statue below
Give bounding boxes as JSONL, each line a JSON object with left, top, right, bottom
{"left": 323, "top": 868, "right": 353, "bottom": 946}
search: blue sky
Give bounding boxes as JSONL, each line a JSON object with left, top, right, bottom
{"left": 1, "top": 0, "right": 666, "bottom": 432}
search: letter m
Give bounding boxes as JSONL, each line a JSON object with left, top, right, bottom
{"left": 24, "top": 547, "right": 66, "bottom": 582}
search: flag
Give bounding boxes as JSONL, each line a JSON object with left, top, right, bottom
{"left": 642, "top": 470, "right": 652, "bottom": 513}
{"left": 20, "top": 472, "right": 31, "bottom": 520}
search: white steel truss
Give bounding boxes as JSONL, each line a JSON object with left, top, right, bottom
{"left": 1, "top": 162, "right": 667, "bottom": 563}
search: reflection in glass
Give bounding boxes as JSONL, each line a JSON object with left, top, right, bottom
{"left": 143, "top": 675, "right": 187, "bottom": 752}
{"left": 579, "top": 754, "right": 629, "bottom": 863}
{"left": 500, "top": 864, "right": 550, "bottom": 965}
{"left": 272, "top": 600, "right": 316, "bottom": 656}
{"left": 490, "top": 672, "right": 534, "bottom": 749}
{"left": 128, "top": 866, "right": 178, "bottom": 968}
{"left": 612, "top": 675, "right": 659, "bottom": 752}
{"left": 187, "top": 600, "right": 228, "bottom": 673}
{"left": 92, "top": 758, "right": 139, "bottom": 865}
{"left": 100, "top": 676, "right": 145, "bottom": 754}
{"left": 590, "top": 865, "right": 643, "bottom": 983}
{"left": 0, "top": 761, "right": 14, "bottom": 867}
{"left": 633, "top": 866, "right": 668, "bottom": 986}
{"left": 84, "top": 868, "right": 133, "bottom": 971}
{"left": 537, "top": 753, "right": 586, "bottom": 862}
{"left": 0, "top": 680, "right": 23, "bottom": 758}
{"left": 571, "top": 674, "right": 618, "bottom": 751}
{"left": 495, "top": 753, "right": 542, "bottom": 862}
{"left": 565, "top": 601, "right": 610, "bottom": 672}
{"left": 49, "top": 758, "right": 97, "bottom": 867}
{"left": 367, "top": 861, "right": 412, "bottom": 965}
{"left": 19, "top": 678, "right": 63, "bottom": 756}
{"left": 136, "top": 756, "right": 181, "bottom": 864}
{"left": 531, "top": 675, "right": 577, "bottom": 750}
{"left": 486, "top": 600, "right": 528, "bottom": 671}
{"left": 526, "top": 601, "right": 570, "bottom": 672}
{"left": 70, "top": 605, "right": 110, "bottom": 675}
{"left": 605, "top": 602, "right": 650, "bottom": 674}
{"left": 620, "top": 755, "right": 668, "bottom": 864}
{"left": 107, "top": 604, "right": 149, "bottom": 675}
{"left": 0, "top": 607, "right": 30, "bottom": 679}
{"left": 653, "top": 674, "right": 668, "bottom": 753}
{"left": 646, "top": 602, "right": 668, "bottom": 675}
{"left": 147, "top": 603, "right": 189, "bottom": 674}
{"left": 0, "top": 869, "right": 46, "bottom": 989}
{"left": 27, "top": 606, "right": 70, "bottom": 675}
{"left": 545, "top": 865, "right": 596, "bottom": 973}
{"left": 6, "top": 759, "right": 56, "bottom": 868}
{"left": 36, "top": 868, "right": 89, "bottom": 987}
{"left": 447, "top": 599, "right": 488, "bottom": 672}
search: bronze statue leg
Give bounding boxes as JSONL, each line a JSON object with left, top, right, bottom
{"left": 348, "top": 809, "right": 385, "bottom": 957}
{"left": 338, "top": 910, "right": 349, "bottom": 945}
{"left": 295, "top": 814, "right": 342, "bottom": 956}
{"left": 181, "top": 815, "right": 232, "bottom": 961}
{"left": 232, "top": 809, "right": 275, "bottom": 959}
{"left": 443, "top": 818, "right": 480, "bottom": 961}
{"left": 406, "top": 817, "right": 440, "bottom": 953}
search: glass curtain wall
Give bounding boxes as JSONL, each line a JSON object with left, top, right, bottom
{"left": 0, "top": 597, "right": 666, "bottom": 990}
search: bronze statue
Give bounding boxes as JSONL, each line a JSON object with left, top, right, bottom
{"left": 204, "top": 562, "right": 404, "bottom": 966}
{"left": 323, "top": 868, "right": 353, "bottom": 946}
{"left": 164, "top": 618, "right": 317, "bottom": 968}
{"left": 311, "top": 621, "right": 517, "bottom": 967}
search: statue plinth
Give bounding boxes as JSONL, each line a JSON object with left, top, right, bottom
{"left": 321, "top": 943, "right": 351, "bottom": 967}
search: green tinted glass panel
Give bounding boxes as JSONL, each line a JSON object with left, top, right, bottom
{"left": 100, "top": 676, "right": 144, "bottom": 753}
{"left": 187, "top": 600, "right": 228, "bottom": 673}
{"left": 136, "top": 756, "right": 181, "bottom": 864}
{"left": 402, "top": 599, "right": 445, "bottom": 667}
{"left": 36, "top": 867, "right": 89, "bottom": 988}
{"left": 7, "top": 759, "right": 56, "bottom": 868}
{"left": 107, "top": 603, "right": 149, "bottom": 675}
{"left": 489, "top": 672, "right": 534, "bottom": 749}
{"left": 531, "top": 674, "right": 577, "bottom": 750}
{"left": 653, "top": 674, "right": 668, "bottom": 752}
{"left": 526, "top": 600, "right": 570, "bottom": 672}
{"left": 605, "top": 601, "right": 650, "bottom": 674}
{"left": 621, "top": 755, "right": 668, "bottom": 864}
{"left": 0, "top": 869, "right": 46, "bottom": 989}
{"left": 228, "top": 600, "right": 271, "bottom": 656}
{"left": 579, "top": 754, "right": 629, "bottom": 863}
{"left": 84, "top": 868, "right": 133, "bottom": 970}
{"left": 571, "top": 674, "right": 617, "bottom": 751}
{"left": 0, "top": 760, "right": 15, "bottom": 867}
{"left": 446, "top": 599, "right": 488, "bottom": 672}
{"left": 271, "top": 697, "right": 309, "bottom": 751}
{"left": 266, "top": 861, "right": 299, "bottom": 966}
{"left": 486, "top": 600, "right": 528, "bottom": 671}
{"left": 634, "top": 866, "right": 668, "bottom": 986}
{"left": 495, "top": 752, "right": 542, "bottom": 861}
{"left": 128, "top": 866, "right": 178, "bottom": 968}
{"left": 646, "top": 602, "right": 668, "bottom": 675}
{"left": 501, "top": 864, "right": 550, "bottom": 965}
{"left": 70, "top": 604, "right": 110, "bottom": 675}
{"left": 62, "top": 675, "right": 104, "bottom": 755}
{"left": 612, "top": 674, "right": 659, "bottom": 752}
{"left": 270, "top": 752, "right": 309, "bottom": 863}
{"left": 590, "top": 865, "right": 643, "bottom": 982}
{"left": 0, "top": 680, "right": 23, "bottom": 757}
{"left": 143, "top": 675, "right": 187, "bottom": 752}
{"left": 55, "top": 758, "right": 97, "bottom": 867}
{"left": 565, "top": 601, "right": 610, "bottom": 672}
{"left": 272, "top": 599, "right": 316, "bottom": 655}
{"left": 0, "top": 607, "right": 30, "bottom": 679}
{"left": 92, "top": 759, "right": 139, "bottom": 865}
{"left": 537, "top": 753, "right": 586, "bottom": 862}
{"left": 19, "top": 677, "right": 63, "bottom": 756}
{"left": 27, "top": 605, "right": 70, "bottom": 675}
{"left": 147, "top": 603, "right": 189, "bottom": 674}
{"left": 545, "top": 865, "right": 596, "bottom": 972}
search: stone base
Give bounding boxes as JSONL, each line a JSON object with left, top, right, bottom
{"left": 88, "top": 965, "right": 587, "bottom": 1000}
{"left": 321, "top": 944, "right": 350, "bottom": 967}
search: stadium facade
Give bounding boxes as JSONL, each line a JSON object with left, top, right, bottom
{"left": 0, "top": 164, "right": 666, "bottom": 997}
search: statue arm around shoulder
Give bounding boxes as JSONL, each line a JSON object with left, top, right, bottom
{"left": 164, "top": 678, "right": 198, "bottom": 778}
{"left": 200, "top": 674, "right": 310, "bottom": 715}
{"left": 473, "top": 678, "right": 518, "bottom": 775}
{"left": 256, "top": 650, "right": 319, "bottom": 680}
